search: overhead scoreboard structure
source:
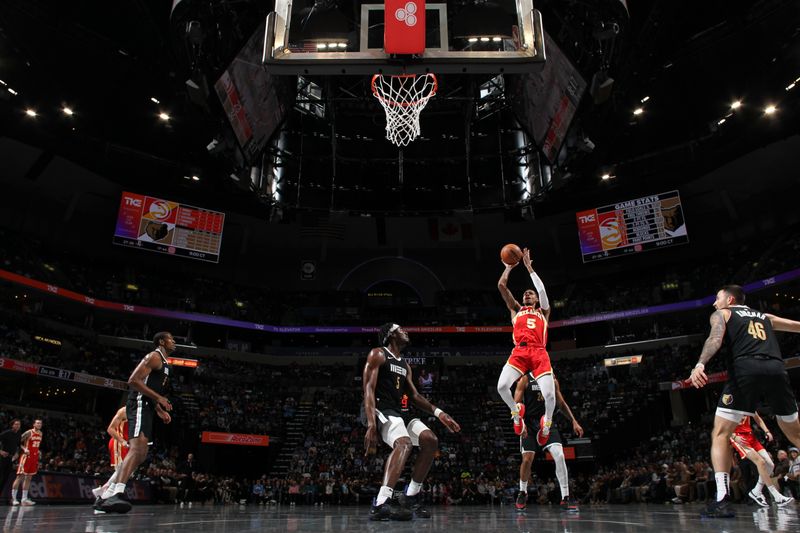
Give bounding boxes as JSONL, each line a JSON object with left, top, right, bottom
{"left": 113, "top": 191, "right": 225, "bottom": 263}
{"left": 576, "top": 190, "right": 689, "bottom": 263}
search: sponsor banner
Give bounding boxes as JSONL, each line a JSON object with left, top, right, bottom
{"left": 577, "top": 191, "right": 689, "bottom": 263}
{"left": 113, "top": 191, "right": 225, "bottom": 263}
{"left": 2, "top": 266, "right": 800, "bottom": 334}
{"left": 167, "top": 357, "right": 199, "bottom": 368}
{"left": 0, "top": 357, "right": 127, "bottom": 391}
{"left": 603, "top": 355, "right": 643, "bottom": 367}
{"left": 0, "top": 472, "right": 150, "bottom": 502}
{"left": 201, "top": 431, "right": 269, "bottom": 447}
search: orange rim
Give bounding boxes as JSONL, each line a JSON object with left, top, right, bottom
{"left": 371, "top": 73, "right": 438, "bottom": 108}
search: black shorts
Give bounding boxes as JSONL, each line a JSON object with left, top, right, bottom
{"left": 127, "top": 396, "right": 156, "bottom": 443}
{"left": 520, "top": 419, "right": 563, "bottom": 454}
{"left": 717, "top": 358, "right": 798, "bottom": 416}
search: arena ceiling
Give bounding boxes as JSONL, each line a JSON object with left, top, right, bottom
{"left": 0, "top": 0, "right": 798, "bottom": 218}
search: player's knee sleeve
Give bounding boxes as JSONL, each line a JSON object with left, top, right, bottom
{"left": 549, "top": 445, "right": 564, "bottom": 462}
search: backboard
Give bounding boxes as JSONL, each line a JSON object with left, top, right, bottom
{"left": 263, "top": 0, "right": 545, "bottom": 75}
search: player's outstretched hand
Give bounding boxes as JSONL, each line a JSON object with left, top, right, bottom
{"left": 364, "top": 425, "right": 378, "bottom": 456}
{"left": 689, "top": 364, "right": 708, "bottom": 388}
{"left": 156, "top": 404, "right": 172, "bottom": 424}
{"left": 437, "top": 411, "right": 461, "bottom": 433}
{"left": 522, "top": 248, "right": 533, "bottom": 271}
{"left": 572, "top": 420, "right": 584, "bottom": 438}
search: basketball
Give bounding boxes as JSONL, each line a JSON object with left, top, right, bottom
{"left": 500, "top": 244, "right": 523, "bottom": 265}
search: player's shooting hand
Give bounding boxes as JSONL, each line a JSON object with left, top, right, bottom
{"left": 364, "top": 425, "right": 378, "bottom": 456}
{"left": 689, "top": 364, "right": 707, "bottom": 388}
{"left": 522, "top": 248, "right": 533, "bottom": 271}
{"left": 572, "top": 420, "right": 584, "bottom": 438}
{"left": 157, "top": 395, "right": 173, "bottom": 412}
{"left": 437, "top": 411, "right": 461, "bottom": 433}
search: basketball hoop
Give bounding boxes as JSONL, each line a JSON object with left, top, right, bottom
{"left": 371, "top": 73, "right": 437, "bottom": 147}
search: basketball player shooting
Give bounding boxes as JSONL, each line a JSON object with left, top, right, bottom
{"left": 688, "top": 285, "right": 800, "bottom": 517}
{"left": 496, "top": 248, "right": 556, "bottom": 447}
{"left": 363, "top": 323, "right": 461, "bottom": 521}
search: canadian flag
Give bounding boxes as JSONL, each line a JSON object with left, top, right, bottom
{"left": 429, "top": 218, "right": 473, "bottom": 242}
{"left": 385, "top": 0, "right": 425, "bottom": 54}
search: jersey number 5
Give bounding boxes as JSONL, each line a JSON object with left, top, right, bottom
{"left": 747, "top": 320, "right": 767, "bottom": 341}
{"left": 396, "top": 376, "right": 401, "bottom": 389}
{"left": 526, "top": 318, "right": 536, "bottom": 329}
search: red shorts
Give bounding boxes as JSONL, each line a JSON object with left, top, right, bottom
{"left": 730, "top": 432, "right": 764, "bottom": 459}
{"left": 506, "top": 345, "right": 552, "bottom": 379}
{"left": 16, "top": 453, "right": 38, "bottom": 475}
{"left": 109, "top": 438, "right": 129, "bottom": 467}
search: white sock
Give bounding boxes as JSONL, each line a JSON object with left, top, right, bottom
{"left": 714, "top": 472, "right": 729, "bottom": 502}
{"left": 519, "top": 480, "right": 528, "bottom": 492}
{"left": 535, "top": 374, "right": 556, "bottom": 429}
{"left": 497, "top": 365, "right": 523, "bottom": 418}
{"left": 767, "top": 485, "right": 784, "bottom": 499}
{"left": 753, "top": 480, "right": 765, "bottom": 494}
{"left": 406, "top": 480, "right": 422, "bottom": 497}
{"left": 376, "top": 486, "right": 393, "bottom": 506}
{"left": 21, "top": 490, "right": 28, "bottom": 500}
{"left": 113, "top": 482, "right": 126, "bottom": 496}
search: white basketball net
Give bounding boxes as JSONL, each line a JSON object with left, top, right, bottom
{"left": 371, "top": 73, "right": 437, "bottom": 147}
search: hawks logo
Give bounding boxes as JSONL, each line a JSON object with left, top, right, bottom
{"left": 722, "top": 394, "right": 733, "bottom": 406}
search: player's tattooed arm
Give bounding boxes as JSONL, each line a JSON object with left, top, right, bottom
{"left": 497, "top": 264, "right": 521, "bottom": 317}
{"left": 690, "top": 310, "right": 727, "bottom": 388}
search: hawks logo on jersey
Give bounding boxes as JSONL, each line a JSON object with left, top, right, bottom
{"left": 512, "top": 306, "right": 548, "bottom": 347}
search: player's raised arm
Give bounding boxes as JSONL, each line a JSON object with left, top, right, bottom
{"left": 765, "top": 314, "right": 800, "bottom": 333}
{"left": 405, "top": 369, "right": 460, "bottom": 433}
{"left": 522, "top": 248, "right": 550, "bottom": 321}
{"left": 498, "top": 263, "right": 521, "bottom": 319}
{"left": 362, "top": 348, "right": 386, "bottom": 454}
{"left": 128, "top": 352, "right": 172, "bottom": 411}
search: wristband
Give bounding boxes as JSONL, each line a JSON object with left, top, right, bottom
{"left": 433, "top": 408, "right": 443, "bottom": 417}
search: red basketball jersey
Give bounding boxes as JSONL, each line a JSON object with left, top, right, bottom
{"left": 734, "top": 416, "right": 753, "bottom": 435}
{"left": 512, "top": 306, "right": 548, "bottom": 347}
{"left": 26, "top": 429, "right": 42, "bottom": 456}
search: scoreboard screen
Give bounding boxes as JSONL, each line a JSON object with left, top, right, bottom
{"left": 113, "top": 191, "right": 225, "bottom": 263}
{"left": 576, "top": 190, "right": 688, "bottom": 263}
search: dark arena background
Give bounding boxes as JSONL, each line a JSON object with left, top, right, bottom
{"left": 1, "top": 0, "right": 800, "bottom": 531}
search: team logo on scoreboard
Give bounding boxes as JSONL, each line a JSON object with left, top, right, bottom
{"left": 147, "top": 200, "right": 175, "bottom": 220}
{"left": 722, "top": 394, "right": 733, "bottom": 406}
{"left": 599, "top": 216, "right": 623, "bottom": 248}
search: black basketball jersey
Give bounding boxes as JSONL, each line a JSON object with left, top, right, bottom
{"left": 724, "top": 305, "right": 782, "bottom": 361}
{"left": 374, "top": 347, "right": 411, "bottom": 414}
{"left": 128, "top": 347, "right": 171, "bottom": 405}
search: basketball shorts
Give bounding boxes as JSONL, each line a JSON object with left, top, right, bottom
{"left": 375, "top": 408, "right": 431, "bottom": 448}
{"left": 127, "top": 396, "right": 155, "bottom": 444}
{"left": 507, "top": 345, "right": 552, "bottom": 380}
{"left": 520, "top": 418, "right": 563, "bottom": 454}
{"left": 16, "top": 453, "right": 38, "bottom": 475}
{"left": 109, "top": 437, "right": 129, "bottom": 467}
{"left": 730, "top": 432, "right": 764, "bottom": 459}
{"left": 716, "top": 358, "right": 798, "bottom": 422}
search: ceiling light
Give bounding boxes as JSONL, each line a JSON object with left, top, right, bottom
{"left": 480, "top": 37, "right": 490, "bottom": 42}
{"left": 317, "top": 43, "right": 327, "bottom": 49}
{"left": 468, "top": 37, "right": 478, "bottom": 43}
{"left": 764, "top": 105, "right": 777, "bottom": 115}
{"left": 62, "top": 107, "right": 74, "bottom": 116}
{"left": 328, "top": 42, "right": 337, "bottom": 48}
{"left": 337, "top": 42, "right": 347, "bottom": 49}
{"left": 492, "top": 37, "right": 502, "bottom": 42}
{"left": 640, "top": 96, "right": 650, "bottom": 103}
{"left": 730, "top": 100, "right": 742, "bottom": 110}
{"left": 8, "top": 87, "right": 18, "bottom": 95}
{"left": 786, "top": 82, "right": 796, "bottom": 91}
{"left": 191, "top": 175, "right": 200, "bottom": 181}
{"left": 150, "top": 97, "right": 160, "bottom": 104}
{"left": 601, "top": 173, "right": 612, "bottom": 180}
{"left": 25, "top": 108, "right": 37, "bottom": 117}
{"left": 158, "top": 112, "right": 170, "bottom": 121}
{"left": 633, "top": 107, "right": 644, "bottom": 116}
{"left": 717, "top": 118, "right": 726, "bottom": 125}
{"left": 0, "top": 79, "right": 6, "bottom": 86}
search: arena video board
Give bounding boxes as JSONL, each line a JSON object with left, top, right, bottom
{"left": 576, "top": 190, "right": 688, "bottom": 263}
{"left": 113, "top": 191, "right": 225, "bottom": 263}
